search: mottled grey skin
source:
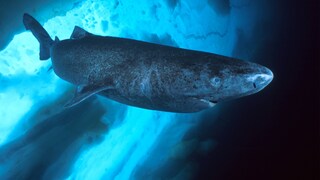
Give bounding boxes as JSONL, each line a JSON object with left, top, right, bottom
{"left": 24, "top": 13, "right": 273, "bottom": 113}
{"left": 51, "top": 35, "right": 273, "bottom": 112}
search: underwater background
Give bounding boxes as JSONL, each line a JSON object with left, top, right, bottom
{"left": 0, "top": 0, "right": 318, "bottom": 179}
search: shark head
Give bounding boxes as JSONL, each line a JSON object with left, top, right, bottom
{"left": 196, "top": 59, "right": 273, "bottom": 105}
{"left": 213, "top": 63, "right": 272, "bottom": 99}
{"left": 177, "top": 57, "right": 273, "bottom": 110}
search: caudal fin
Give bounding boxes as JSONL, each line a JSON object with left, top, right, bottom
{"left": 23, "top": 13, "right": 53, "bottom": 60}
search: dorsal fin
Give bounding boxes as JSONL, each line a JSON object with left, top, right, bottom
{"left": 70, "top": 26, "right": 93, "bottom": 39}
{"left": 54, "top": 36, "right": 60, "bottom": 42}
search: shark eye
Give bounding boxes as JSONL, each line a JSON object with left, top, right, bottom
{"left": 210, "top": 77, "right": 221, "bottom": 87}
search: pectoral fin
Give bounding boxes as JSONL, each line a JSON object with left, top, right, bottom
{"left": 64, "top": 84, "right": 112, "bottom": 108}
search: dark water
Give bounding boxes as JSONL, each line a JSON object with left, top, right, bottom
{"left": 192, "top": 1, "right": 319, "bottom": 179}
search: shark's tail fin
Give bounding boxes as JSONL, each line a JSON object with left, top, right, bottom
{"left": 23, "top": 13, "right": 53, "bottom": 60}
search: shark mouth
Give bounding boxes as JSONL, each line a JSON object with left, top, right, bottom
{"left": 199, "top": 98, "right": 217, "bottom": 107}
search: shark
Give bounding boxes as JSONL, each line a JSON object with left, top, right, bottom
{"left": 23, "top": 13, "right": 273, "bottom": 113}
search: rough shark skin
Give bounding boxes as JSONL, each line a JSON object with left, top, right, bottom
{"left": 23, "top": 13, "right": 273, "bottom": 113}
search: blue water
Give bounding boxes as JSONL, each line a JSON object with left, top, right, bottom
{"left": 0, "top": 0, "right": 273, "bottom": 179}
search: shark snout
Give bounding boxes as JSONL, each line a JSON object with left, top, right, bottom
{"left": 249, "top": 67, "right": 273, "bottom": 90}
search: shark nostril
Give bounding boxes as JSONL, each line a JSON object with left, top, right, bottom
{"left": 253, "top": 83, "right": 256, "bottom": 88}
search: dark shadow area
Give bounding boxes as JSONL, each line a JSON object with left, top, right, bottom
{"left": 191, "top": 0, "right": 319, "bottom": 179}
{"left": 165, "top": 0, "right": 180, "bottom": 9}
{"left": 232, "top": 19, "right": 277, "bottom": 63}
{"left": 0, "top": 98, "right": 108, "bottom": 179}
{"left": 142, "top": 33, "right": 178, "bottom": 47}
{"left": 207, "top": 0, "right": 230, "bottom": 16}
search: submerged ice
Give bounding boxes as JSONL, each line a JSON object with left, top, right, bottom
{"left": 0, "top": 0, "right": 270, "bottom": 179}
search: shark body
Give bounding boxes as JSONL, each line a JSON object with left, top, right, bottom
{"left": 23, "top": 13, "right": 273, "bottom": 113}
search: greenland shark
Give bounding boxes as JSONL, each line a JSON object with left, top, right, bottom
{"left": 23, "top": 13, "right": 273, "bottom": 113}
